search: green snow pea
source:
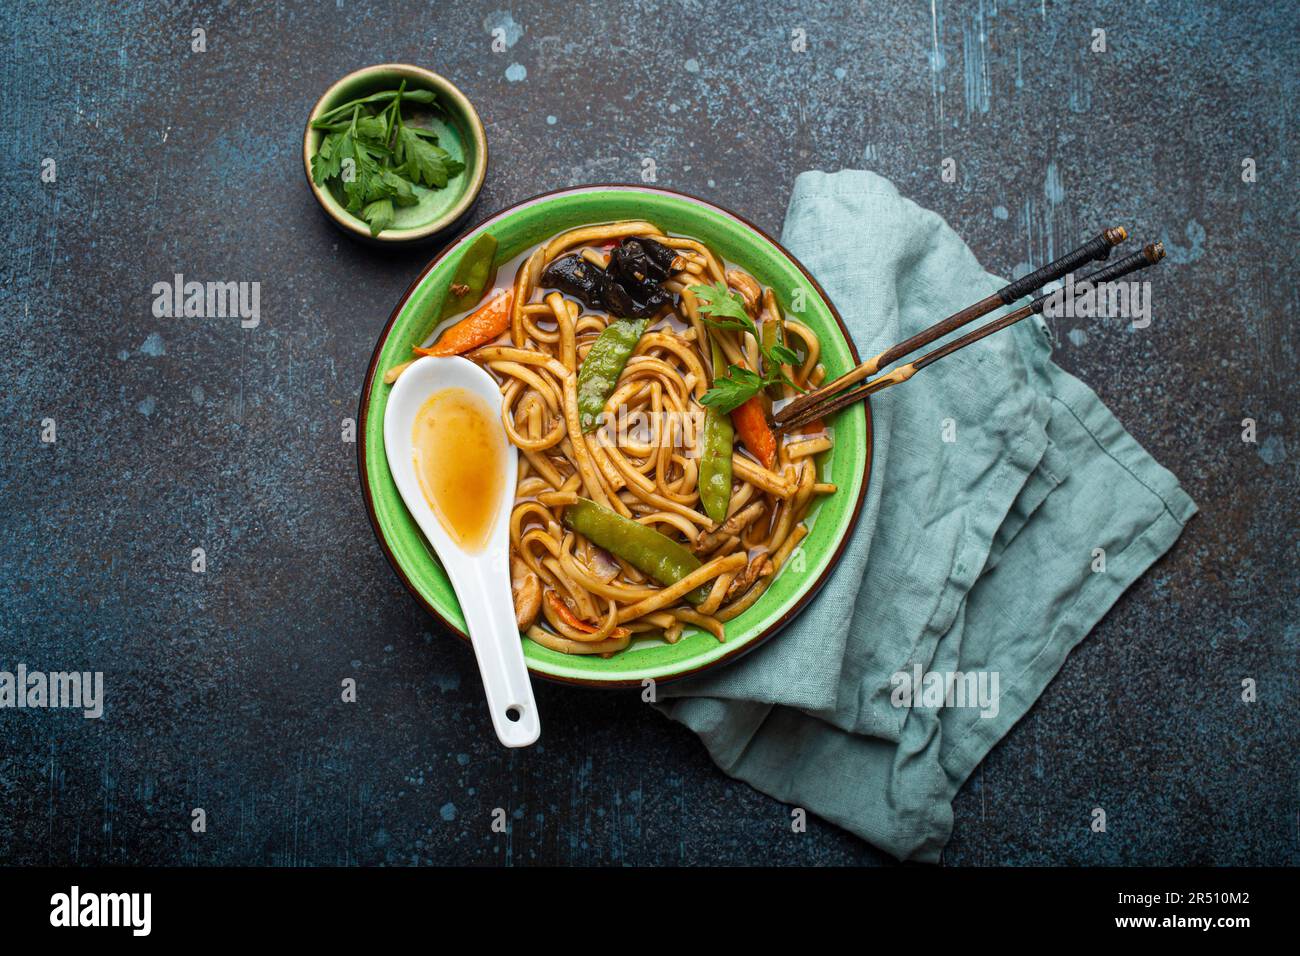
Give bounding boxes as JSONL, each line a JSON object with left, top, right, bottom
{"left": 760, "top": 311, "right": 788, "bottom": 400}
{"left": 576, "top": 317, "right": 647, "bottom": 432}
{"left": 438, "top": 232, "right": 498, "bottom": 322}
{"left": 698, "top": 334, "right": 734, "bottom": 523}
{"left": 562, "top": 498, "right": 710, "bottom": 605}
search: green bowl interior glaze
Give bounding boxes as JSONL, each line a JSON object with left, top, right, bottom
{"left": 361, "top": 187, "right": 868, "bottom": 685}
{"left": 306, "top": 66, "right": 482, "bottom": 239}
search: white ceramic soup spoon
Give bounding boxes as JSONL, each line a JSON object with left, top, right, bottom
{"left": 384, "top": 355, "right": 540, "bottom": 747}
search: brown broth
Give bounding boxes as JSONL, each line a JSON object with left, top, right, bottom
{"left": 411, "top": 388, "right": 506, "bottom": 552}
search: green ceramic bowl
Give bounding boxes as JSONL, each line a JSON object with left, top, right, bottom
{"left": 359, "top": 186, "right": 872, "bottom": 686}
{"left": 303, "top": 64, "right": 487, "bottom": 244}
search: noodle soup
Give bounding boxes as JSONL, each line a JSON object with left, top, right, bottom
{"left": 391, "top": 221, "right": 837, "bottom": 657}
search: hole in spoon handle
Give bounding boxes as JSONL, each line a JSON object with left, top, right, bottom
{"left": 456, "top": 563, "right": 540, "bottom": 748}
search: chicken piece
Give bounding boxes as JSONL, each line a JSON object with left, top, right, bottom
{"left": 511, "top": 557, "right": 542, "bottom": 631}
{"left": 726, "top": 554, "right": 771, "bottom": 601}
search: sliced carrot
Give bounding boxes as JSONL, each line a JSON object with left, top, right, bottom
{"left": 415, "top": 289, "right": 514, "bottom": 357}
{"left": 544, "top": 590, "right": 630, "bottom": 638}
{"left": 731, "top": 396, "right": 777, "bottom": 470}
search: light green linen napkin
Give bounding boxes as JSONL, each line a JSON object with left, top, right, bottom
{"left": 656, "top": 170, "right": 1197, "bottom": 862}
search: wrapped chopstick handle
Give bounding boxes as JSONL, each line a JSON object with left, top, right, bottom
{"left": 999, "top": 227, "right": 1127, "bottom": 305}
{"left": 876, "top": 244, "right": 1165, "bottom": 385}
{"left": 1029, "top": 242, "right": 1166, "bottom": 315}
{"left": 1077, "top": 241, "right": 1165, "bottom": 286}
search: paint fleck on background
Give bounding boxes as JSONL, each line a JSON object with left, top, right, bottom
{"left": 0, "top": 0, "right": 1296, "bottom": 866}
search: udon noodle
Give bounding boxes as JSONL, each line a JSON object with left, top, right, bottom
{"left": 437, "top": 221, "right": 836, "bottom": 656}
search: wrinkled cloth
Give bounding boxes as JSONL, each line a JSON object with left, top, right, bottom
{"left": 656, "top": 170, "right": 1196, "bottom": 862}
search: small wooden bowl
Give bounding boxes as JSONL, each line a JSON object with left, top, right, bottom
{"left": 303, "top": 64, "right": 487, "bottom": 245}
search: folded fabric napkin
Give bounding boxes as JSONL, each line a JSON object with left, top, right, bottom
{"left": 656, "top": 170, "right": 1197, "bottom": 862}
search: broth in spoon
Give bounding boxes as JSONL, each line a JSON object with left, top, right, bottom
{"left": 411, "top": 388, "right": 506, "bottom": 553}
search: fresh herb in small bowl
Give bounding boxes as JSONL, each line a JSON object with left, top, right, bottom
{"left": 309, "top": 81, "right": 466, "bottom": 237}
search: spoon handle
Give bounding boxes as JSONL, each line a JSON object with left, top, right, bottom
{"left": 451, "top": 559, "right": 540, "bottom": 748}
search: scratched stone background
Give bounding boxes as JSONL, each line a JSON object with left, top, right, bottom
{"left": 0, "top": 0, "right": 1296, "bottom": 866}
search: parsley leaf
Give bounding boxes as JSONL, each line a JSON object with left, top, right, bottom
{"left": 340, "top": 138, "right": 386, "bottom": 218}
{"left": 362, "top": 198, "right": 395, "bottom": 234}
{"left": 690, "top": 282, "right": 807, "bottom": 411}
{"left": 310, "top": 129, "right": 346, "bottom": 185}
{"left": 395, "top": 126, "right": 466, "bottom": 189}
{"left": 691, "top": 282, "right": 755, "bottom": 334}
{"left": 769, "top": 342, "right": 801, "bottom": 367}
{"left": 698, "top": 365, "right": 764, "bottom": 414}
{"left": 353, "top": 114, "right": 389, "bottom": 142}
{"left": 382, "top": 169, "right": 419, "bottom": 207}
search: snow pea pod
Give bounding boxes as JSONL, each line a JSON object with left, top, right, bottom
{"left": 698, "top": 335, "right": 734, "bottom": 523}
{"left": 562, "top": 498, "right": 710, "bottom": 605}
{"left": 760, "top": 311, "right": 787, "bottom": 400}
{"left": 576, "top": 317, "right": 647, "bottom": 432}
{"left": 438, "top": 232, "right": 499, "bottom": 322}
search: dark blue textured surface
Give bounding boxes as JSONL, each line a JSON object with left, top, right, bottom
{"left": 1, "top": 0, "right": 1296, "bottom": 866}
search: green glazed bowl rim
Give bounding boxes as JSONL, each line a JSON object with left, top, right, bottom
{"left": 302, "top": 63, "right": 488, "bottom": 243}
{"left": 358, "top": 185, "right": 873, "bottom": 687}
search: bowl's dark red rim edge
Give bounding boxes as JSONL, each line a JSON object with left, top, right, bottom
{"left": 357, "top": 183, "right": 873, "bottom": 689}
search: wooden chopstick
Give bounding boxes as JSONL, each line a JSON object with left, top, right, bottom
{"left": 773, "top": 226, "right": 1129, "bottom": 428}
{"left": 775, "top": 242, "right": 1166, "bottom": 433}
